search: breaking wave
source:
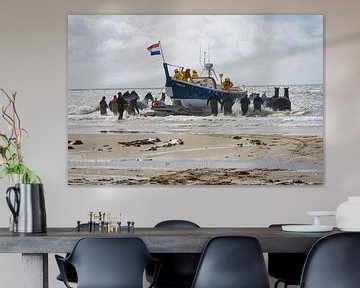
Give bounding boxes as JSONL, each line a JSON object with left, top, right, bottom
{"left": 68, "top": 105, "right": 99, "bottom": 115}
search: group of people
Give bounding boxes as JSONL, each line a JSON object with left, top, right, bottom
{"left": 100, "top": 91, "right": 264, "bottom": 118}
{"left": 99, "top": 92, "right": 139, "bottom": 120}
{"left": 173, "top": 68, "right": 199, "bottom": 82}
{"left": 206, "top": 94, "right": 234, "bottom": 116}
{"left": 240, "top": 93, "right": 264, "bottom": 115}
{"left": 206, "top": 93, "right": 264, "bottom": 116}
{"left": 173, "top": 68, "right": 237, "bottom": 93}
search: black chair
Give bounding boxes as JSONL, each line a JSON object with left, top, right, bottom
{"left": 155, "top": 220, "right": 200, "bottom": 229}
{"left": 268, "top": 224, "right": 308, "bottom": 288}
{"left": 147, "top": 220, "right": 201, "bottom": 288}
{"left": 56, "top": 262, "right": 77, "bottom": 284}
{"left": 55, "top": 237, "right": 160, "bottom": 288}
{"left": 191, "top": 236, "right": 270, "bottom": 288}
{"left": 56, "top": 223, "right": 99, "bottom": 284}
{"left": 300, "top": 232, "right": 360, "bottom": 288}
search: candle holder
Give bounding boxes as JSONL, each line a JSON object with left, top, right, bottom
{"left": 282, "top": 211, "right": 335, "bottom": 232}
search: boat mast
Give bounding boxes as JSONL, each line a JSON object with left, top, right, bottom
{"left": 208, "top": 42, "right": 210, "bottom": 65}
{"left": 199, "top": 43, "right": 217, "bottom": 81}
{"left": 159, "top": 41, "right": 166, "bottom": 63}
{"left": 203, "top": 52, "right": 209, "bottom": 77}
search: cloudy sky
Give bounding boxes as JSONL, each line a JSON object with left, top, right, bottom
{"left": 68, "top": 15, "right": 323, "bottom": 89}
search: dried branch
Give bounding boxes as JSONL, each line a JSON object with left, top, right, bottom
{"left": 0, "top": 88, "right": 39, "bottom": 183}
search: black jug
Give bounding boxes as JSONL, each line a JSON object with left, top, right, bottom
{"left": 6, "top": 183, "right": 47, "bottom": 233}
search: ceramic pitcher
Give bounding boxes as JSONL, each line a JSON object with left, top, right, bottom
{"left": 6, "top": 183, "right": 47, "bottom": 233}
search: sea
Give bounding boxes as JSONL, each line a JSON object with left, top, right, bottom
{"left": 68, "top": 84, "right": 323, "bottom": 136}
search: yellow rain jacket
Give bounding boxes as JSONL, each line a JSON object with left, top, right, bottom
{"left": 191, "top": 70, "right": 199, "bottom": 80}
{"left": 222, "top": 78, "right": 233, "bottom": 91}
{"left": 174, "top": 69, "right": 182, "bottom": 80}
{"left": 181, "top": 68, "right": 191, "bottom": 82}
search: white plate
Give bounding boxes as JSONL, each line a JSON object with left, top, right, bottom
{"left": 338, "top": 227, "right": 360, "bottom": 232}
{"left": 307, "top": 211, "right": 336, "bottom": 217}
{"left": 282, "top": 225, "right": 333, "bottom": 232}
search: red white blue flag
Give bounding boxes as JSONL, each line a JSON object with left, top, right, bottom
{"left": 147, "top": 42, "right": 161, "bottom": 56}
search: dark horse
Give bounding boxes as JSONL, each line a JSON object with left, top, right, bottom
{"left": 143, "top": 92, "right": 155, "bottom": 103}
{"left": 122, "top": 90, "right": 140, "bottom": 102}
{"left": 263, "top": 87, "right": 291, "bottom": 111}
{"left": 122, "top": 90, "right": 151, "bottom": 111}
{"left": 138, "top": 92, "right": 155, "bottom": 109}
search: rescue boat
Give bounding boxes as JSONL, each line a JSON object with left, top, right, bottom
{"left": 163, "top": 61, "right": 247, "bottom": 111}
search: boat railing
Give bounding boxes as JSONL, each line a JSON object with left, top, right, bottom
{"left": 192, "top": 77, "right": 217, "bottom": 89}
{"left": 229, "top": 85, "right": 247, "bottom": 92}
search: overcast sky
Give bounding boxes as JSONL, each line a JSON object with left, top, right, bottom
{"left": 68, "top": 15, "right": 323, "bottom": 89}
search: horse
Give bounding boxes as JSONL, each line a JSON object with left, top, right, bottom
{"left": 143, "top": 92, "right": 154, "bottom": 104}
{"left": 122, "top": 90, "right": 140, "bottom": 103}
{"left": 129, "top": 92, "right": 154, "bottom": 110}
{"left": 120, "top": 90, "right": 147, "bottom": 111}
{"left": 263, "top": 87, "right": 291, "bottom": 111}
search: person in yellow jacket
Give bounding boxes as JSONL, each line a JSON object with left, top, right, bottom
{"left": 181, "top": 68, "right": 191, "bottom": 82}
{"left": 222, "top": 77, "right": 233, "bottom": 91}
{"left": 173, "top": 69, "right": 182, "bottom": 80}
{"left": 191, "top": 70, "right": 199, "bottom": 81}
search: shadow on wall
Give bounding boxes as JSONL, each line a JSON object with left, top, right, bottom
{"left": 326, "top": 31, "right": 360, "bottom": 46}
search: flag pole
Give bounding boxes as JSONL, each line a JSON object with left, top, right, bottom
{"left": 159, "top": 41, "right": 166, "bottom": 63}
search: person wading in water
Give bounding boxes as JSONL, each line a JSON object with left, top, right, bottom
{"left": 240, "top": 94, "right": 250, "bottom": 115}
{"left": 99, "top": 96, "right": 108, "bottom": 116}
{"left": 207, "top": 93, "right": 223, "bottom": 116}
{"left": 116, "top": 92, "right": 127, "bottom": 120}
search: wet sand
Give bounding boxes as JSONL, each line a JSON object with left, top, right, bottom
{"left": 68, "top": 132, "right": 323, "bottom": 185}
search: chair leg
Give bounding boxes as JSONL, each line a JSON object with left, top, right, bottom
{"left": 274, "top": 280, "right": 289, "bottom": 288}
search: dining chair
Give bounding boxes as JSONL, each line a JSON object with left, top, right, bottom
{"left": 56, "top": 262, "right": 77, "bottom": 284}
{"left": 55, "top": 237, "right": 160, "bottom": 288}
{"left": 56, "top": 223, "right": 99, "bottom": 284}
{"left": 268, "top": 224, "right": 308, "bottom": 288}
{"left": 300, "top": 232, "right": 360, "bottom": 288}
{"left": 191, "top": 236, "right": 270, "bottom": 288}
{"left": 146, "top": 220, "right": 201, "bottom": 288}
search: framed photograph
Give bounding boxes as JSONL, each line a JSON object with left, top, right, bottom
{"left": 68, "top": 15, "right": 323, "bottom": 185}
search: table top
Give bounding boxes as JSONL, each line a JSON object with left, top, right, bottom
{"left": 0, "top": 227, "right": 340, "bottom": 254}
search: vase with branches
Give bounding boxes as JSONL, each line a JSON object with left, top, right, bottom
{"left": 0, "top": 88, "right": 41, "bottom": 184}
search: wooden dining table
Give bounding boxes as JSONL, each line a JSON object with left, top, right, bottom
{"left": 0, "top": 226, "right": 339, "bottom": 288}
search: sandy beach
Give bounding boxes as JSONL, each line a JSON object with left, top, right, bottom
{"left": 68, "top": 132, "right": 323, "bottom": 185}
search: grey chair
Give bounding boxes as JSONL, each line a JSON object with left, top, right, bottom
{"left": 191, "top": 236, "right": 270, "bottom": 288}
{"left": 56, "top": 237, "right": 160, "bottom": 288}
{"left": 300, "top": 232, "right": 360, "bottom": 288}
{"left": 147, "top": 220, "right": 201, "bottom": 288}
{"left": 268, "top": 224, "right": 308, "bottom": 288}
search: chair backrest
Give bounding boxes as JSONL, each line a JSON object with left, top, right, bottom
{"left": 268, "top": 224, "right": 308, "bottom": 285}
{"left": 151, "top": 220, "right": 201, "bottom": 286}
{"left": 300, "top": 232, "right": 360, "bottom": 288}
{"left": 191, "top": 236, "right": 270, "bottom": 288}
{"left": 155, "top": 220, "right": 200, "bottom": 228}
{"left": 67, "top": 237, "right": 154, "bottom": 288}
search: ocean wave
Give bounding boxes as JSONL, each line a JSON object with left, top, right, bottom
{"left": 266, "top": 110, "right": 312, "bottom": 117}
{"left": 68, "top": 104, "right": 99, "bottom": 115}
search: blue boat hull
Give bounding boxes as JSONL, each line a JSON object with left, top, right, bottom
{"left": 163, "top": 63, "right": 247, "bottom": 110}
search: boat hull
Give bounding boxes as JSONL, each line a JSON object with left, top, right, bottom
{"left": 164, "top": 63, "right": 247, "bottom": 110}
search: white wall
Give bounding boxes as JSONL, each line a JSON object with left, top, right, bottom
{"left": 0, "top": 0, "right": 360, "bottom": 287}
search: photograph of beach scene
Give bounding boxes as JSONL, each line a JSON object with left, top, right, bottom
{"left": 68, "top": 15, "right": 324, "bottom": 185}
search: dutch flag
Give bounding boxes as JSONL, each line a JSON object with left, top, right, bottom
{"left": 147, "top": 42, "right": 161, "bottom": 56}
